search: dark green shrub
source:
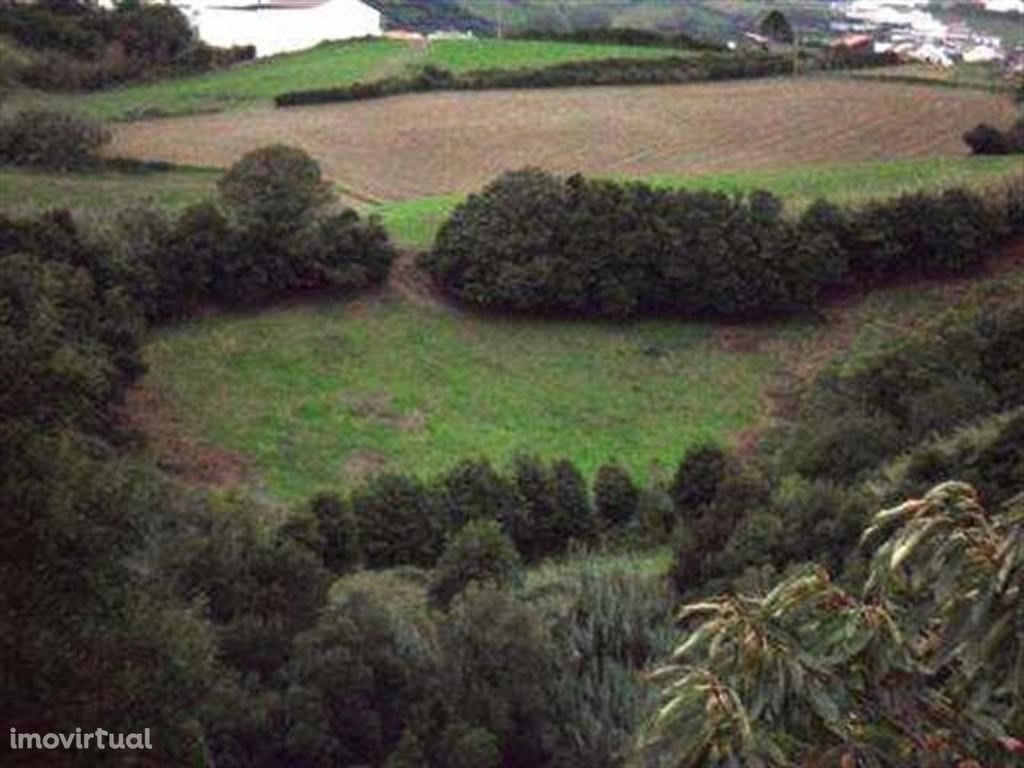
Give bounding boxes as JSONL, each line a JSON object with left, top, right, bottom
{"left": 351, "top": 473, "right": 446, "bottom": 568}
{"left": 594, "top": 463, "right": 640, "bottom": 528}
{"left": 637, "top": 487, "right": 676, "bottom": 543}
{"left": 218, "top": 144, "right": 332, "bottom": 236}
{"left": 166, "top": 492, "right": 332, "bottom": 682}
{"left": 284, "top": 592, "right": 437, "bottom": 768}
{"left": 383, "top": 729, "right": 429, "bottom": 768}
{"left": 298, "top": 209, "right": 394, "bottom": 292}
{"left": 963, "top": 122, "right": 1016, "bottom": 155}
{"left": 167, "top": 201, "right": 228, "bottom": 314}
{"left": 434, "top": 458, "right": 523, "bottom": 531}
{"left": 978, "top": 301, "right": 1024, "bottom": 406}
{"left": 0, "top": 251, "right": 141, "bottom": 435}
{"left": 425, "top": 170, "right": 815, "bottom": 318}
{"left": 510, "top": 455, "right": 597, "bottom": 561}
{"left": 551, "top": 459, "right": 599, "bottom": 546}
{"left": 429, "top": 519, "right": 521, "bottom": 609}
{"left": 784, "top": 410, "right": 902, "bottom": 482}
{"left": 439, "top": 589, "right": 558, "bottom": 767}
{"left": 0, "top": 109, "right": 109, "bottom": 169}
{"left": 796, "top": 199, "right": 851, "bottom": 287}
{"left": 309, "top": 492, "right": 361, "bottom": 573}
{"left": 442, "top": 724, "right": 501, "bottom": 768}
{"left": 670, "top": 444, "right": 728, "bottom": 520}
{"left": 768, "top": 476, "right": 872, "bottom": 572}
{"left": 902, "top": 411, "right": 1024, "bottom": 508}
{"left": 213, "top": 145, "right": 395, "bottom": 304}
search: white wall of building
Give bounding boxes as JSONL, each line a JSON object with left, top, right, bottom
{"left": 179, "top": 0, "right": 382, "bottom": 57}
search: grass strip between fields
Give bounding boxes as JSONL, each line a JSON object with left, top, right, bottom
{"left": 372, "top": 155, "right": 1024, "bottom": 248}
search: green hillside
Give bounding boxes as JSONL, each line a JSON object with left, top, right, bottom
{"left": 458, "top": 0, "right": 834, "bottom": 40}
{"left": 3, "top": 37, "right": 682, "bottom": 121}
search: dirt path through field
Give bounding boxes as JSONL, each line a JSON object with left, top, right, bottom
{"left": 110, "top": 78, "right": 1016, "bottom": 202}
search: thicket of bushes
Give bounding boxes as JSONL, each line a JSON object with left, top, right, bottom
{"left": 671, "top": 300, "right": 1024, "bottom": 593}
{"left": 0, "top": 1, "right": 253, "bottom": 90}
{"left": 422, "top": 169, "right": 1022, "bottom": 318}
{"left": 0, "top": 109, "right": 110, "bottom": 170}
{"left": 0, "top": 145, "right": 394, "bottom": 318}
{"left": 274, "top": 52, "right": 793, "bottom": 106}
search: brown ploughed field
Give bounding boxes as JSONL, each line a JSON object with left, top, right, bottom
{"left": 110, "top": 78, "right": 1017, "bottom": 202}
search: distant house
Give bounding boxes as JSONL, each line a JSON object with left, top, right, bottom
{"left": 830, "top": 33, "right": 875, "bottom": 53}
{"left": 741, "top": 31, "right": 787, "bottom": 53}
{"left": 179, "top": 0, "right": 382, "bottom": 57}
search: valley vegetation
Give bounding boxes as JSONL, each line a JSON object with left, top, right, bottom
{"left": 2, "top": 4, "right": 1023, "bottom": 765}
{"left": 3, "top": 136, "right": 1022, "bottom": 765}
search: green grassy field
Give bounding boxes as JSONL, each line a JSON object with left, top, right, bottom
{"left": 4, "top": 155, "right": 1019, "bottom": 245}
{"left": 0, "top": 166, "right": 220, "bottom": 215}
{"left": 375, "top": 156, "right": 1024, "bottom": 248}
{"left": 141, "top": 255, "right": 1024, "bottom": 504}
{"left": 144, "top": 300, "right": 774, "bottom": 501}
{"left": 3, "top": 38, "right": 681, "bottom": 122}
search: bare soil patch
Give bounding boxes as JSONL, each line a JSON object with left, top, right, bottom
{"left": 342, "top": 450, "right": 391, "bottom": 483}
{"left": 110, "top": 79, "right": 1016, "bottom": 202}
{"left": 125, "top": 383, "right": 252, "bottom": 487}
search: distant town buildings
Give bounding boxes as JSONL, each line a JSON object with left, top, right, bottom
{"left": 830, "top": 0, "right": 1022, "bottom": 69}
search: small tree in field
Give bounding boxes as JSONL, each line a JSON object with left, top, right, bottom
{"left": 642, "top": 482, "right": 1024, "bottom": 767}
{"left": 217, "top": 144, "right": 332, "bottom": 235}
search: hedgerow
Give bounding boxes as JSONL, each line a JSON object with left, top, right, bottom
{"left": 274, "top": 52, "right": 794, "bottom": 107}
{"left": 422, "top": 169, "right": 1022, "bottom": 318}
{"left": 508, "top": 27, "right": 724, "bottom": 51}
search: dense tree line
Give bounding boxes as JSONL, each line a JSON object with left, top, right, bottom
{"left": 0, "top": 0, "right": 253, "bottom": 90}
{"left": 423, "top": 169, "right": 1022, "bottom": 318}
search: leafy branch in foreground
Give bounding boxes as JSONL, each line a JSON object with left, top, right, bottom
{"left": 641, "top": 481, "right": 1024, "bottom": 767}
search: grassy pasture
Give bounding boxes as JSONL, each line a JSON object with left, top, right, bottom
{"left": 3, "top": 38, "right": 681, "bottom": 122}
{"left": 0, "top": 166, "right": 220, "bottom": 216}
{"left": 143, "top": 301, "right": 774, "bottom": 501}
{"left": 140, "top": 255, "right": 1024, "bottom": 503}
{"left": 3, "top": 155, "right": 1019, "bottom": 247}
